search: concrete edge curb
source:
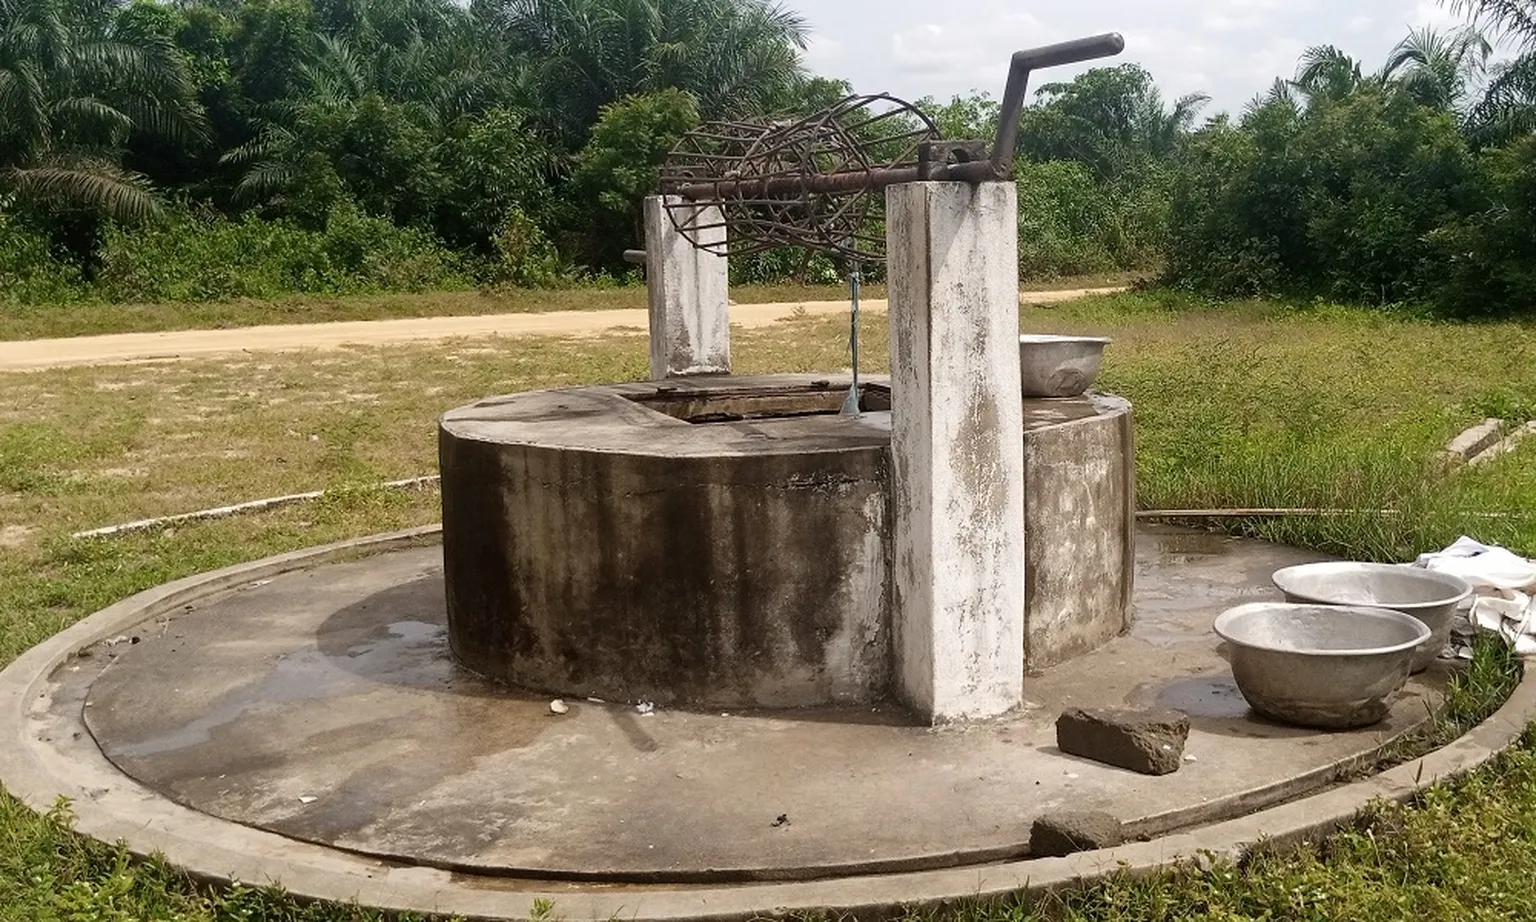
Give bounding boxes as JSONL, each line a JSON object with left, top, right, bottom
{"left": 0, "top": 527, "right": 1530, "bottom": 922}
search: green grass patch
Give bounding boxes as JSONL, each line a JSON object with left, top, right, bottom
{"left": 0, "top": 290, "right": 1534, "bottom": 920}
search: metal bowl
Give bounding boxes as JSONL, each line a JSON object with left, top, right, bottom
{"left": 1214, "top": 603, "right": 1430, "bottom": 729}
{"left": 1271, "top": 562, "right": 1473, "bottom": 674}
{"left": 1019, "top": 334, "right": 1110, "bottom": 398}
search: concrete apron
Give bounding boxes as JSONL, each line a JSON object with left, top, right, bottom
{"left": 4, "top": 528, "right": 1532, "bottom": 921}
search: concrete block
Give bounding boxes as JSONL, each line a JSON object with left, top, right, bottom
{"left": 886, "top": 181, "right": 1025, "bottom": 723}
{"left": 644, "top": 195, "right": 730, "bottom": 379}
{"left": 1029, "top": 811, "right": 1124, "bottom": 857}
{"left": 1056, "top": 707, "right": 1189, "bottom": 775}
{"left": 1467, "top": 419, "right": 1536, "bottom": 467}
{"left": 1444, "top": 418, "right": 1504, "bottom": 460}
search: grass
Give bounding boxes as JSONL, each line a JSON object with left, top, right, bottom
{"left": 0, "top": 288, "right": 1534, "bottom": 920}
{"left": 0, "top": 270, "right": 1143, "bottom": 341}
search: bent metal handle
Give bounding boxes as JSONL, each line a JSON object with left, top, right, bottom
{"left": 990, "top": 33, "right": 1126, "bottom": 176}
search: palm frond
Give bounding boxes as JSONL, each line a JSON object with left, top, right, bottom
{"left": 1468, "top": 52, "right": 1536, "bottom": 143}
{"left": 1294, "top": 44, "right": 1362, "bottom": 90}
{"left": 0, "top": 62, "right": 51, "bottom": 148}
{"left": 50, "top": 94, "right": 134, "bottom": 143}
{"left": 6, "top": 159, "right": 160, "bottom": 223}
{"left": 233, "top": 160, "right": 298, "bottom": 202}
{"left": 1448, "top": 0, "right": 1536, "bottom": 49}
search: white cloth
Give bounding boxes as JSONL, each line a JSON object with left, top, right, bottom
{"left": 1416, "top": 536, "right": 1536, "bottom": 656}
{"left": 1415, "top": 535, "right": 1536, "bottom": 592}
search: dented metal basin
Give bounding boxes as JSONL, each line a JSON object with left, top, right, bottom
{"left": 1019, "top": 334, "right": 1110, "bottom": 397}
{"left": 1214, "top": 602, "right": 1429, "bottom": 729}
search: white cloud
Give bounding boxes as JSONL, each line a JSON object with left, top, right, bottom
{"left": 802, "top": 33, "right": 846, "bottom": 75}
{"left": 890, "top": 24, "right": 966, "bottom": 77}
{"left": 785, "top": 0, "right": 1499, "bottom": 117}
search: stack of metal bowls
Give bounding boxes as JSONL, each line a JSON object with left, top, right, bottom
{"left": 1271, "top": 562, "right": 1474, "bottom": 673}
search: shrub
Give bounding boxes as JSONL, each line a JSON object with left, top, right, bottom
{"left": 94, "top": 206, "right": 469, "bottom": 302}
{"left": 0, "top": 210, "right": 86, "bottom": 305}
{"left": 487, "top": 207, "right": 567, "bottom": 289}
{"left": 1165, "top": 90, "right": 1481, "bottom": 305}
{"left": 1016, "top": 160, "right": 1167, "bottom": 279}
{"left": 1427, "top": 135, "right": 1536, "bottom": 318}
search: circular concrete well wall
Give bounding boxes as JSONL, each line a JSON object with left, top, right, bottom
{"left": 439, "top": 374, "right": 1133, "bottom": 709}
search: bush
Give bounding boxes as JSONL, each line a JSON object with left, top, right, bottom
{"left": 486, "top": 207, "right": 567, "bottom": 288}
{"left": 729, "top": 248, "right": 843, "bottom": 286}
{"left": 562, "top": 89, "right": 701, "bottom": 270}
{"left": 1165, "top": 90, "right": 1481, "bottom": 304}
{"left": 1015, "top": 160, "right": 1167, "bottom": 279}
{"left": 94, "top": 206, "right": 470, "bottom": 302}
{"left": 0, "top": 210, "right": 87, "bottom": 306}
{"left": 1427, "top": 135, "right": 1536, "bottom": 318}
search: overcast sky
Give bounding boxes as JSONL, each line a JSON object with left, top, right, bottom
{"left": 788, "top": 0, "right": 1472, "bottom": 117}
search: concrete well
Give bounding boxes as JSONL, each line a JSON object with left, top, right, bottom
{"left": 439, "top": 374, "right": 1133, "bottom": 710}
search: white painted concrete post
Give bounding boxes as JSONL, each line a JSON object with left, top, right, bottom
{"left": 886, "top": 181, "right": 1026, "bottom": 723}
{"left": 644, "top": 195, "right": 730, "bottom": 379}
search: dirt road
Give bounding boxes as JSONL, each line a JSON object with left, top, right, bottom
{"left": 0, "top": 288, "right": 1120, "bottom": 372}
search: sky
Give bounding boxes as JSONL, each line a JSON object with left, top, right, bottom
{"left": 788, "top": 0, "right": 1473, "bottom": 117}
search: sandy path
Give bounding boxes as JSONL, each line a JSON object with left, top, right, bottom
{"left": 0, "top": 288, "right": 1120, "bottom": 371}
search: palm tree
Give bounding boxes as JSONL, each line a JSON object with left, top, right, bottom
{"left": 0, "top": 0, "right": 204, "bottom": 221}
{"left": 1137, "top": 90, "right": 1211, "bottom": 157}
{"left": 225, "top": 0, "right": 530, "bottom": 212}
{"left": 1447, "top": 0, "right": 1536, "bottom": 43}
{"left": 1244, "top": 77, "right": 1302, "bottom": 120}
{"left": 1019, "top": 64, "right": 1208, "bottom": 178}
{"left": 1381, "top": 25, "right": 1491, "bottom": 112}
{"left": 477, "top": 0, "right": 808, "bottom": 143}
{"left": 1291, "top": 45, "right": 1370, "bottom": 104}
{"left": 1443, "top": 0, "right": 1536, "bottom": 141}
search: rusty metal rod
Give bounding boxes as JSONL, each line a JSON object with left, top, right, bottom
{"left": 991, "top": 33, "right": 1126, "bottom": 175}
{"left": 670, "top": 166, "right": 922, "bottom": 201}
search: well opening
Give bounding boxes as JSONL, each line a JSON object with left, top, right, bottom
{"left": 625, "top": 382, "right": 892, "bottom": 424}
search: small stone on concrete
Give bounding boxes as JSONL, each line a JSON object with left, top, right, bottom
{"left": 1030, "top": 810, "right": 1124, "bottom": 857}
{"left": 549, "top": 699, "right": 569, "bottom": 715}
{"left": 1055, "top": 707, "right": 1189, "bottom": 776}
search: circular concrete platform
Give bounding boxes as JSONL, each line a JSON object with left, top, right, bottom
{"left": 3, "top": 525, "right": 1532, "bottom": 922}
{"left": 60, "top": 526, "right": 1445, "bottom": 884}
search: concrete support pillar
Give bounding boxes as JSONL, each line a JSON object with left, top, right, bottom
{"left": 644, "top": 195, "right": 730, "bottom": 379}
{"left": 886, "top": 181, "right": 1026, "bottom": 723}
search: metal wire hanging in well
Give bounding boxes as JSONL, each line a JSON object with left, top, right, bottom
{"left": 657, "top": 94, "right": 942, "bottom": 263}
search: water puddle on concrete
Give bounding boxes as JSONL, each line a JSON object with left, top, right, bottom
{"left": 107, "top": 647, "right": 358, "bottom": 758}
{"left": 1150, "top": 675, "right": 1251, "bottom": 719}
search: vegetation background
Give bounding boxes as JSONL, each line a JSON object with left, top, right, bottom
{"left": 4, "top": 0, "right": 1534, "bottom": 317}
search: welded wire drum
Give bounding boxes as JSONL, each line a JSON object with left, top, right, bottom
{"left": 658, "top": 95, "right": 942, "bottom": 263}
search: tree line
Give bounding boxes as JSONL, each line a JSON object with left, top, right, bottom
{"left": 1167, "top": 2, "right": 1536, "bottom": 315}
{"left": 1, "top": 0, "right": 1534, "bottom": 314}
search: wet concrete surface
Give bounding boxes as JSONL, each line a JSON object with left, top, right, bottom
{"left": 76, "top": 525, "right": 1448, "bottom": 882}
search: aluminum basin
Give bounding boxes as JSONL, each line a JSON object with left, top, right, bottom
{"left": 1271, "top": 562, "right": 1473, "bottom": 673}
{"left": 1019, "top": 334, "right": 1109, "bottom": 397}
{"left": 1214, "top": 602, "right": 1429, "bottom": 729}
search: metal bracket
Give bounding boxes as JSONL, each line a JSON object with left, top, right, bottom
{"left": 918, "top": 140, "right": 988, "bottom": 181}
